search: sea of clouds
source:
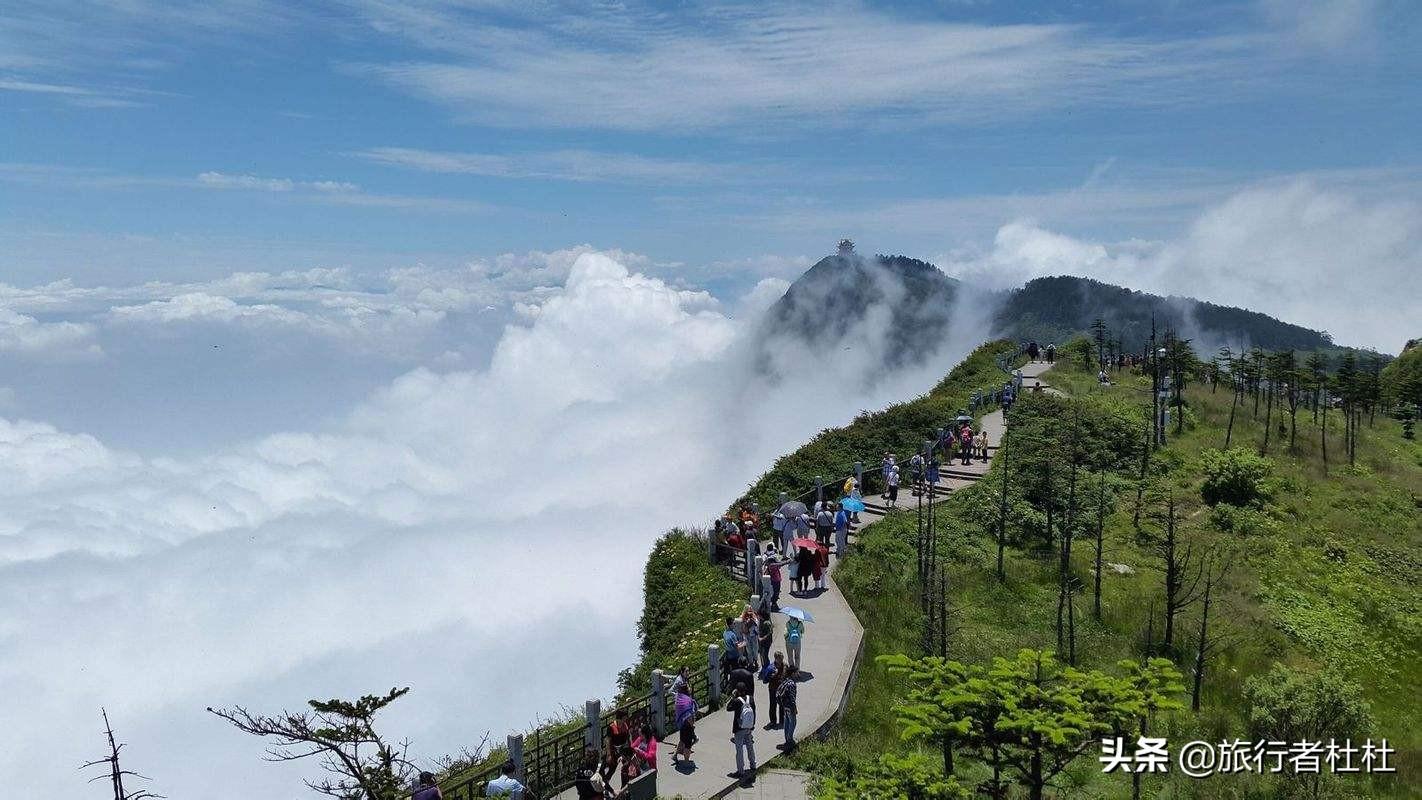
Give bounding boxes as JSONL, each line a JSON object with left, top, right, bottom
{"left": 0, "top": 250, "right": 989, "bottom": 799}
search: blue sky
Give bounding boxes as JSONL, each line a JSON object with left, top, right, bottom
{"left": 2, "top": 4, "right": 1421, "bottom": 797}
{"left": 3, "top": 0, "right": 1419, "bottom": 292}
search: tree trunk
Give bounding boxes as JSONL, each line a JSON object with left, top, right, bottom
{"left": 1094, "top": 472, "right": 1105, "bottom": 620}
{"left": 997, "top": 432, "right": 1009, "bottom": 581}
{"left": 1321, "top": 401, "right": 1329, "bottom": 474}
{"left": 1192, "top": 575, "right": 1212, "bottom": 712}
{"left": 1225, "top": 385, "right": 1238, "bottom": 448}
{"left": 1262, "top": 381, "right": 1273, "bottom": 454}
{"left": 1162, "top": 494, "right": 1179, "bottom": 652}
{"left": 1289, "top": 399, "right": 1298, "bottom": 454}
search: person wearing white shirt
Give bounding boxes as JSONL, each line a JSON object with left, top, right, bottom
{"left": 486, "top": 761, "right": 525, "bottom": 798}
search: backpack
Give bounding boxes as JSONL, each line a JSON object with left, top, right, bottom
{"left": 738, "top": 699, "right": 756, "bottom": 729}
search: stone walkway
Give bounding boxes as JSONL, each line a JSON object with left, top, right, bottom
{"left": 561, "top": 359, "right": 1058, "bottom": 800}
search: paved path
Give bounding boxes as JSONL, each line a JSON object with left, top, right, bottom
{"left": 562, "top": 359, "right": 1058, "bottom": 800}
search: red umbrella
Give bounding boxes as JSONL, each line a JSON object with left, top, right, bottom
{"left": 791, "top": 537, "right": 827, "bottom": 551}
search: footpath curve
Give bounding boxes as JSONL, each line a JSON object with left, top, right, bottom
{"left": 614, "top": 358, "right": 1060, "bottom": 800}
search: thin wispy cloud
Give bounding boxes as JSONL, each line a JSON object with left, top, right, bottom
{"left": 345, "top": 2, "right": 1289, "bottom": 131}
{"left": 354, "top": 146, "right": 749, "bottom": 185}
{"left": 0, "top": 164, "right": 491, "bottom": 214}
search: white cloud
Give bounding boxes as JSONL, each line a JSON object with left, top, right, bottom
{"left": 0, "top": 250, "right": 991, "bottom": 799}
{"left": 355, "top": 146, "right": 744, "bottom": 184}
{"left": 1260, "top": 0, "right": 1381, "bottom": 54}
{"left": 938, "top": 179, "right": 1422, "bottom": 351}
{"left": 0, "top": 307, "right": 100, "bottom": 357}
{"left": 197, "top": 171, "right": 298, "bottom": 192}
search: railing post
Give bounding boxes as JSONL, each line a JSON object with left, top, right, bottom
{"left": 507, "top": 734, "right": 525, "bottom": 784}
{"left": 760, "top": 568, "right": 772, "bottom": 603}
{"left": 651, "top": 670, "right": 668, "bottom": 739}
{"left": 747, "top": 593, "right": 762, "bottom": 666}
{"left": 854, "top": 461, "right": 863, "bottom": 493}
{"left": 708, "top": 643, "right": 722, "bottom": 709}
{"left": 815, "top": 475, "right": 823, "bottom": 504}
{"left": 584, "top": 699, "right": 602, "bottom": 753}
{"left": 746, "top": 538, "right": 758, "bottom": 588}
{"left": 707, "top": 527, "right": 716, "bottom": 564}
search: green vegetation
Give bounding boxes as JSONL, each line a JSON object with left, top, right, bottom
{"left": 619, "top": 528, "right": 746, "bottom": 696}
{"left": 996, "top": 275, "right": 1345, "bottom": 355}
{"left": 881, "top": 650, "right": 1182, "bottom": 800}
{"left": 1199, "top": 447, "right": 1274, "bottom": 507}
{"left": 731, "top": 339, "right": 1021, "bottom": 512}
{"left": 798, "top": 341, "right": 1421, "bottom": 799}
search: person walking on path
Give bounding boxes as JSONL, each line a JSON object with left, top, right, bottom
{"left": 673, "top": 684, "right": 698, "bottom": 763}
{"left": 727, "top": 686, "right": 758, "bottom": 783}
{"left": 771, "top": 506, "right": 787, "bottom": 553}
{"left": 722, "top": 618, "right": 744, "bottom": 670}
{"left": 977, "top": 429, "right": 989, "bottom": 460}
{"left": 1046, "top": 343, "right": 1056, "bottom": 364}
{"left": 756, "top": 612, "right": 773, "bottom": 671}
{"left": 880, "top": 453, "right": 896, "bottom": 498}
{"left": 414, "top": 772, "right": 443, "bottom": 800}
{"left": 794, "top": 546, "right": 815, "bottom": 595}
{"left": 814, "top": 503, "right": 833, "bottom": 548}
{"left": 574, "top": 748, "right": 606, "bottom": 799}
{"left": 784, "top": 615, "right": 804, "bottom": 670}
{"left": 926, "top": 455, "right": 940, "bottom": 488}
{"left": 908, "top": 451, "right": 924, "bottom": 495}
{"left": 763, "top": 651, "right": 787, "bottom": 729}
{"left": 765, "top": 547, "right": 784, "bottom": 609}
{"left": 886, "top": 465, "right": 900, "bottom": 507}
{"left": 959, "top": 423, "right": 974, "bottom": 465}
{"left": 833, "top": 503, "right": 849, "bottom": 555}
{"left": 631, "top": 723, "right": 658, "bottom": 776}
{"left": 486, "top": 761, "right": 526, "bottom": 798}
{"left": 813, "top": 546, "right": 828, "bottom": 591}
{"left": 738, "top": 605, "right": 760, "bottom": 668}
{"left": 777, "top": 667, "right": 799, "bottom": 753}
{"left": 842, "top": 476, "right": 862, "bottom": 523}
{"left": 598, "top": 747, "right": 618, "bottom": 793}
{"left": 1027, "top": 341, "right": 1040, "bottom": 361}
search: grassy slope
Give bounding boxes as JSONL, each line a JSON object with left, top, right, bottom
{"left": 799, "top": 353, "right": 1422, "bottom": 799}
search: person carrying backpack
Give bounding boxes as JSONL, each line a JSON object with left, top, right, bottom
{"left": 784, "top": 616, "right": 804, "bottom": 670}
{"left": 727, "top": 686, "right": 758, "bottom": 782}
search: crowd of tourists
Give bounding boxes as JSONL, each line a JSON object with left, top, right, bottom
{"left": 416, "top": 387, "right": 1026, "bottom": 799}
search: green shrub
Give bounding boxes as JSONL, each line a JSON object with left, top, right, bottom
{"left": 1243, "top": 663, "right": 1373, "bottom": 743}
{"left": 1209, "top": 503, "right": 1279, "bottom": 537}
{"left": 620, "top": 528, "right": 745, "bottom": 696}
{"left": 1199, "top": 447, "right": 1274, "bottom": 507}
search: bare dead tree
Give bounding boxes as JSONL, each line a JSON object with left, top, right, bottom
{"left": 1093, "top": 470, "right": 1106, "bottom": 621}
{"left": 82, "top": 709, "right": 163, "bottom": 800}
{"left": 1055, "top": 456, "right": 1078, "bottom": 655}
{"left": 1190, "top": 557, "right": 1238, "bottom": 713}
{"left": 1147, "top": 490, "right": 1206, "bottom": 655}
{"left": 996, "top": 427, "right": 1011, "bottom": 581}
{"left": 208, "top": 687, "right": 415, "bottom": 800}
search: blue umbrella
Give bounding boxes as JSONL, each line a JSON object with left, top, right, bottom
{"left": 839, "top": 496, "right": 866, "bottom": 513}
{"left": 779, "top": 606, "right": 816, "bottom": 623}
